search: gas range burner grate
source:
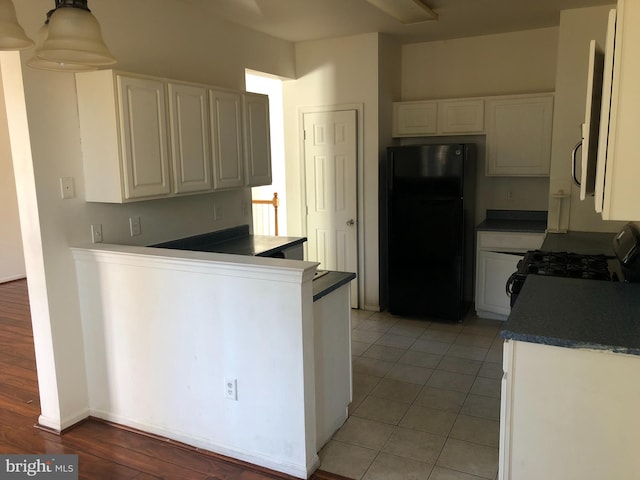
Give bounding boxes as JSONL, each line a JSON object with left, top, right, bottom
{"left": 521, "top": 250, "right": 611, "bottom": 281}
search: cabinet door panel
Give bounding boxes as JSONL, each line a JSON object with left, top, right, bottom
{"left": 210, "top": 90, "right": 244, "bottom": 189}
{"left": 118, "top": 76, "right": 171, "bottom": 199}
{"left": 393, "top": 101, "right": 438, "bottom": 136}
{"left": 168, "top": 83, "right": 211, "bottom": 194}
{"left": 486, "top": 95, "right": 554, "bottom": 176}
{"left": 438, "top": 99, "right": 484, "bottom": 134}
{"left": 243, "top": 93, "right": 272, "bottom": 186}
{"left": 476, "top": 250, "right": 522, "bottom": 317}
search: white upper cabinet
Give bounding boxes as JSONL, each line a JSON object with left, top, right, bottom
{"left": 392, "top": 98, "right": 484, "bottom": 137}
{"left": 76, "top": 70, "right": 273, "bottom": 203}
{"left": 485, "top": 94, "right": 554, "bottom": 177}
{"left": 118, "top": 76, "right": 172, "bottom": 200}
{"left": 167, "top": 83, "right": 211, "bottom": 194}
{"left": 393, "top": 101, "right": 437, "bottom": 136}
{"left": 76, "top": 71, "right": 172, "bottom": 202}
{"left": 210, "top": 90, "right": 245, "bottom": 190}
{"left": 438, "top": 99, "right": 485, "bottom": 134}
{"left": 243, "top": 93, "right": 272, "bottom": 187}
{"left": 596, "top": 0, "right": 640, "bottom": 221}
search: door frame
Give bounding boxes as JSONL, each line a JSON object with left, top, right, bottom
{"left": 298, "top": 104, "right": 364, "bottom": 309}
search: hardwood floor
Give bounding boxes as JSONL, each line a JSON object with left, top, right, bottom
{"left": 0, "top": 279, "right": 350, "bottom": 480}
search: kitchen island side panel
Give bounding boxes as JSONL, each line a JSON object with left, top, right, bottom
{"left": 72, "top": 246, "right": 320, "bottom": 478}
{"left": 501, "top": 340, "right": 640, "bottom": 480}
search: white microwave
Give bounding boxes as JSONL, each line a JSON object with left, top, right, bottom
{"left": 573, "top": 8, "right": 617, "bottom": 212}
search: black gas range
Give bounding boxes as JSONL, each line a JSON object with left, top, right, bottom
{"left": 506, "top": 250, "right": 614, "bottom": 307}
{"left": 507, "top": 223, "right": 640, "bottom": 308}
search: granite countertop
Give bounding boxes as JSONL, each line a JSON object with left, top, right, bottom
{"left": 313, "top": 271, "right": 356, "bottom": 302}
{"left": 152, "top": 225, "right": 353, "bottom": 302}
{"left": 152, "top": 225, "right": 306, "bottom": 257}
{"left": 502, "top": 275, "right": 640, "bottom": 355}
{"left": 476, "top": 210, "right": 547, "bottom": 233}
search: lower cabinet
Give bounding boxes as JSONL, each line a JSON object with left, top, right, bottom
{"left": 475, "top": 231, "right": 544, "bottom": 320}
{"left": 500, "top": 340, "right": 640, "bottom": 480}
{"left": 475, "top": 250, "right": 522, "bottom": 318}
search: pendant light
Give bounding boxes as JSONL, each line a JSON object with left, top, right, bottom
{"left": 36, "top": 0, "right": 116, "bottom": 67}
{"left": 0, "top": 0, "right": 34, "bottom": 50}
{"left": 28, "top": 8, "right": 97, "bottom": 72}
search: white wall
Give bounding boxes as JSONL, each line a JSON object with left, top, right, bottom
{"left": 73, "top": 246, "right": 318, "bottom": 478}
{"left": 283, "top": 33, "right": 381, "bottom": 311}
{"left": 400, "top": 28, "right": 559, "bottom": 220}
{"left": 0, "top": 70, "right": 25, "bottom": 283}
{"left": 7, "top": 0, "right": 295, "bottom": 431}
{"left": 547, "top": 5, "right": 624, "bottom": 233}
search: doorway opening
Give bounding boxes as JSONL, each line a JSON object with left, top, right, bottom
{"left": 245, "top": 69, "right": 287, "bottom": 236}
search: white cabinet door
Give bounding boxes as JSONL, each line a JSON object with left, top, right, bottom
{"left": 438, "top": 99, "right": 484, "bottom": 134}
{"left": 243, "top": 93, "right": 272, "bottom": 187}
{"left": 485, "top": 94, "right": 554, "bottom": 176}
{"left": 476, "top": 250, "right": 522, "bottom": 318}
{"left": 210, "top": 90, "right": 245, "bottom": 190}
{"left": 168, "top": 83, "right": 212, "bottom": 194}
{"left": 117, "top": 75, "right": 172, "bottom": 200}
{"left": 392, "top": 101, "right": 437, "bottom": 137}
{"left": 598, "top": 0, "right": 640, "bottom": 221}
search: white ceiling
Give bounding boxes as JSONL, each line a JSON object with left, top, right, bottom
{"left": 177, "top": 0, "right": 614, "bottom": 44}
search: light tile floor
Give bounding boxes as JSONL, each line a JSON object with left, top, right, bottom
{"left": 319, "top": 309, "right": 504, "bottom": 480}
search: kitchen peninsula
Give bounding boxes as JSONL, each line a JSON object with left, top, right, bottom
{"left": 499, "top": 274, "right": 640, "bottom": 480}
{"left": 71, "top": 241, "right": 355, "bottom": 479}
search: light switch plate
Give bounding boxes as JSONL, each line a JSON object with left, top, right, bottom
{"left": 129, "top": 216, "right": 142, "bottom": 236}
{"left": 60, "top": 177, "right": 75, "bottom": 199}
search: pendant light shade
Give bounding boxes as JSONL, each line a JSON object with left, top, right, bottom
{"left": 37, "top": 4, "right": 116, "bottom": 66}
{"left": 28, "top": 23, "right": 96, "bottom": 72}
{"left": 0, "top": 0, "right": 34, "bottom": 50}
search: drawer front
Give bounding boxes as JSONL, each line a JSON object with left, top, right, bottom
{"left": 478, "top": 232, "right": 545, "bottom": 252}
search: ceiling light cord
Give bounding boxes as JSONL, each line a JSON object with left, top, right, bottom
{"left": 55, "top": 0, "right": 91, "bottom": 12}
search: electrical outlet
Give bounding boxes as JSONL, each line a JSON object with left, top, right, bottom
{"left": 224, "top": 377, "right": 237, "bottom": 401}
{"left": 129, "top": 216, "right": 142, "bottom": 236}
{"left": 213, "top": 204, "right": 220, "bottom": 221}
{"left": 91, "top": 224, "right": 103, "bottom": 243}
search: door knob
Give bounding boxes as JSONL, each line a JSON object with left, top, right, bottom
{"left": 346, "top": 219, "right": 356, "bottom": 226}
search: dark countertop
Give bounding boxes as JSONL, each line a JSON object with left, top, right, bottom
{"left": 313, "top": 271, "right": 356, "bottom": 302}
{"left": 502, "top": 275, "right": 640, "bottom": 355}
{"left": 542, "top": 231, "right": 616, "bottom": 257}
{"left": 152, "top": 225, "right": 306, "bottom": 257}
{"left": 476, "top": 210, "right": 547, "bottom": 233}
{"left": 152, "top": 225, "right": 354, "bottom": 302}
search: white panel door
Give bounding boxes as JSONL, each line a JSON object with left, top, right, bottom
{"left": 117, "top": 75, "right": 171, "bottom": 199}
{"left": 304, "top": 110, "right": 358, "bottom": 306}
{"left": 168, "top": 83, "right": 211, "bottom": 194}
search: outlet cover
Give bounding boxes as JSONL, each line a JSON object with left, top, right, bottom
{"left": 224, "top": 377, "right": 237, "bottom": 400}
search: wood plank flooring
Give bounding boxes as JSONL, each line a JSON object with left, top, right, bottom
{"left": 0, "top": 279, "right": 350, "bottom": 480}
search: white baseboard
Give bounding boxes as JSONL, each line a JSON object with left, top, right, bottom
{"left": 38, "top": 408, "right": 90, "bottom": 432}
{"left": 89, "top": 409, "right": 318, "bottom": 479}
{"left": 0, "top": 274, "right": 26, "bottom": 284}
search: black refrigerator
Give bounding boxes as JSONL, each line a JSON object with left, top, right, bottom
{"left": 385, "top": 144, "right": 476, "bottom": 321}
